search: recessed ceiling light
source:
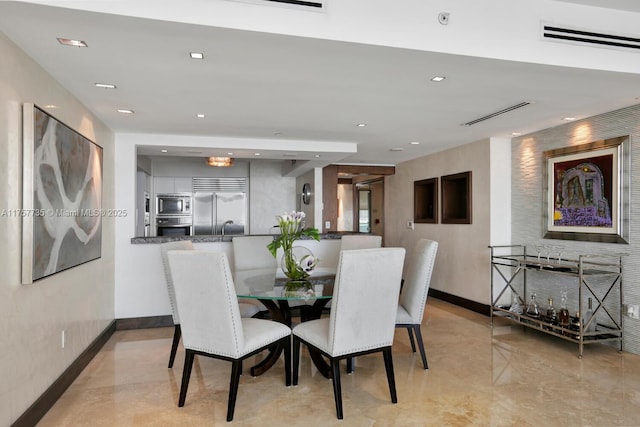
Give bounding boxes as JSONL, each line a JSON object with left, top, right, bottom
{"left": 190, "top": 52, "right": 204, "bottom": 59}
{"left": 44, "top": 104, "right": 57, "bottom": 109}
{"left": 254, "top": 153, "right": 261, "bottom": 156}
{"left": 196, "top": 114, "right": 205, "bottom": 118}
{"left": 431, "top": 76, "right": 446, "bottom": 82}
{"left": 390, "top": 148, "right": 404, "bottom": 152}
{"left": 314, "top": 154, "right": 320, "bottom": 158}
{"left": 161, "top": 149, "right": 168, "bottom": 153}
{"left": 94, "top": 83, "right": 116, "bottom": 89}
{"left": 511, "top": 132, "right": 522, "bottom": 136}
{"left": 410, "top": 141, "right": 420, "bottom": 145}
{"left": 563, "top": 117, "right": 577, "bottom": 121}
{"left": 117, "top": 109, "right": 134, "bottom": 114}
{"left": 357, "top": 123, "right": 367, "bottom": 127}
{"left": 57, "top": 38, "right": 87, "bottom": 47}
{"left": 227, "top": 152, "right": 234, "bottom": 156}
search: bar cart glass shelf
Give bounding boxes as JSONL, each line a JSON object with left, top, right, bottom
{"left": 489, "top": 245, "right": 624, "bottom": 358}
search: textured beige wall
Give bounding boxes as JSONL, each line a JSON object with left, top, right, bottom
{"left": 385, "top": 139, "right": 493, "bottom": 304}
{"left": 511, "top": 104, "right": 640, "bottom": 355}
{"left": 0, "top": 33, "right": 115, "bottom": 425}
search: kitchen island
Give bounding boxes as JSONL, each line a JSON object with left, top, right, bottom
{"left": 130, "top": 232, "right": 351, "bottom": 244}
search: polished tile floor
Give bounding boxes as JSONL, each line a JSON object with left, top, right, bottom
{"left": 38, "top": 299, "right": 640, "bottom": 426}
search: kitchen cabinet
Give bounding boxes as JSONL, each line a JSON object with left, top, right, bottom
{"left": 155, "top": 177, "right": 192, "bottom": 193}
{"left": 489, "top": 244, "right": 623, "bottom": 358}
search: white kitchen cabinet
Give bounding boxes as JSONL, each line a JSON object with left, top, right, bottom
{"left": 155, "top": 177, "right": 192, "bottom": 193}
{"left": 174, "top": 177, "right": 192, "bottom": 192}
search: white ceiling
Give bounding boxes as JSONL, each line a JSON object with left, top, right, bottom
{"left": 554, "top": 0, "right": 640, "bottom": 13}
{"left": 1, "top": 1, "right": 640, "bottom": 166}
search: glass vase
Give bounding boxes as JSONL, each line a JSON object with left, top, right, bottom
{"left": 282, "top": 279, "right": 315, "bottom": 299}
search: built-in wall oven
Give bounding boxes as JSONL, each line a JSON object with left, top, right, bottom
{"left": 156, "top": 216, "right": 193, "bottom": 237}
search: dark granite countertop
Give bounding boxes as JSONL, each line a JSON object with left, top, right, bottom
{"left": 130, "top": 232, "right": 360, "bottom": 244}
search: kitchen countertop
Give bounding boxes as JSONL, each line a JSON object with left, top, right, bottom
{"left": 130, "top": 232, "right": 360, "bottom": 244}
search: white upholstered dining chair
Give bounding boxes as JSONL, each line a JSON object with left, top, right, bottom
{"left": 292, "top": 247, "right": 406, "bottom": 419}
{"left": 395, "top": 238, "right": 438, "bottom": 370}
{"left": 167, "top": 250, "right": 292, "bottom": 422}
{"left": 232, "top": 235, "right": 278, "bottom": 311}
{"left": 322, "top": 234, "right": 383, "bottom": 311}
{"left": 339, "top": 234, "right": 382, "bottom": 251}
{"left": 159, "top": 240, "right": 194, "bottom": 369}
{"left": 160, "top": 241, "right": 259, "bottom": 369}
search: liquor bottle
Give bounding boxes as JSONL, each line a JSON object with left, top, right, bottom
{"left": 526, "top": 293, "right": 540, "bottom": 318}
{"left": 584, "top": 297, "right": 596, "bottom": 333}
{"left": 558, "top": 291, "right": 570, "bottom": 334}
{"left": 570, "top": 311, "right": 581, "bottom": 340}
{"left": 546, "top": 298, "right": 558, "bottom": 325}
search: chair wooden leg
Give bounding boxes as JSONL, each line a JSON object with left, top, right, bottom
{"left": 227, "top": 360, "right": 242, "bottom": 421}
{"left": 283, "top": 336, "right": 292, "bottom": 386}
{"left": 382, "top": 348, "right": 398, "bottom": 404}
{"left": 412, "top": 324, "right": 428, "bottom": 370}
{"left": 292, "top": 336, "right": 300, "bottom": 386}
{"left": 331, "top": 358, "right": 343, "bottom": 419}
{"left": 178, "top": 349, "right": 194, "bottom": 407}
{"left": 168, "top": 324, "right": 181, "bottom": 368}
{"left": 406, "top": 326, "right": 416, "bottom": 353}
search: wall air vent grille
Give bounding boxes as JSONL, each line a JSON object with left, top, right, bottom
{"left": 463, "top": 102, "right": 532, "bottom": 126}
{"left": 192, "top": 177, "right": 247, "bottom": 193}
{"left": 543, "top": 25, "right": 640, "bottom": 51}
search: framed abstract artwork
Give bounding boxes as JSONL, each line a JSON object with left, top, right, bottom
{"left": 543, "top": 136, "right": 629, "bottom": 243}
{"left": 22, "top": 104, "right": 103, "bottom": 284}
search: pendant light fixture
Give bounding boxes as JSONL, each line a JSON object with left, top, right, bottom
{"left": 206, "top": 156, "right": 233, "bottom": 167}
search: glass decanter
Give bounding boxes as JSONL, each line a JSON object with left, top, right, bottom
{"left": 525, "top": 293, "right": 540, "bottom": 318}
{"left": 546, "top": 298, "right": 558, "bottom": 325}
{"left": 508, "top": 294, "right": 524, "bottom": 314}
{"left": 558, "top": 291, "right": 570, "bottom": 333}
{"left": 584, "top": 297, "right": 597, "bottom": 333}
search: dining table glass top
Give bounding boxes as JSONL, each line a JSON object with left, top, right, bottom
{"left": 234, "top": 268, "right": 334, "bottom": 301}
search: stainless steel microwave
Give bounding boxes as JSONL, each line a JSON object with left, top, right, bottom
{"left": 156, "top": 193, "right": 192, "bottom": 216}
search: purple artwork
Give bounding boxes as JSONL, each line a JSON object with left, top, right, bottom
{"left": 553, "top": 157, "right": 612, "bottom": 228}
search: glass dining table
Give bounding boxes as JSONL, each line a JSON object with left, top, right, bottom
{"left": 235, "top": 268, "right": 335, "bottom": 378}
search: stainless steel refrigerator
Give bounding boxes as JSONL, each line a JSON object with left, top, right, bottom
{"left": 192, "top": 192, "right": 247, "bottom": 235}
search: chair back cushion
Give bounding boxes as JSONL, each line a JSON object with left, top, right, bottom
{"left": 328, "top": 247, "right": 405, "bottom": 356}
{"left": 160, "top": 240, "right": 194, "bottom": 324}
{"left": 398, "top": 239, "right": 438, "bottom": 323}
{"left": 168, "top": 250, "right": 245, "bottom": 358}
{"left": 339, "top": 235, "right": 382, "bottom": 251}
{"left": 232, "top": 235, "right": 277, "bottom": 271}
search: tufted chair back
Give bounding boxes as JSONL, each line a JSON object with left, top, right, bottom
{"left": 398, "top": 239, "right": 438, "bottom": 324}
{"left": 328, "top": 247, "right": 405, "bottom": 356}
{"left": 339, "top": 234, "right": 382, "bottom": 252}
{"left": 232, "top": 235, "right": 276, "bottom": 271}
{"left": 160, "top": 240, "right": 194, "bottom": 325}
{"left": 168, "top": 250, "right": 245, "bottom": 358}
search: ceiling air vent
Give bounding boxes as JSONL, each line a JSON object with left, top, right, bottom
{"left": 264, "top": 0, "right": 323, "bottom": 7}
{"left": 462, "top": 101, "right": 532, "bottom": 126}
{"left": 227, "top": 0, "right": 325, "bottom": 10}
{"left": 543, "top": 25, "right": 640, "bottom": 51}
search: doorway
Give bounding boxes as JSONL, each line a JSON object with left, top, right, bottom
{"left": 352, "top": 178, "right": 384, "bottom": 240}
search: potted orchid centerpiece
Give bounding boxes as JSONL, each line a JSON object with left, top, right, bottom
{"left": 267, "top": 211, "right": 320, "bottom": 295}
